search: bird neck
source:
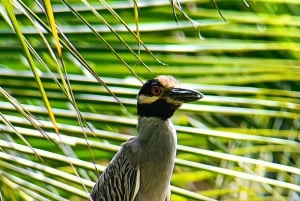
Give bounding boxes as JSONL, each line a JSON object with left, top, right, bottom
{"left": 137, "top": 116, "right": 176, "bottom": 144}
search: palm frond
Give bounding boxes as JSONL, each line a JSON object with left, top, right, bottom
{"left": 0, "top": 0, "right": 299, "bottom": 201}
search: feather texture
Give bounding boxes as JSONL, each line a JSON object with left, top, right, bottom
{"left": 90, "top": 140, "right": 140, "bottom": 201}
{"left": 90, "top": 117, "right": 176, "bottom": 201}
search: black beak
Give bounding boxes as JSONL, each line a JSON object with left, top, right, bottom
{"left": 168, "top": 88, "right": 204, "bottom": 103}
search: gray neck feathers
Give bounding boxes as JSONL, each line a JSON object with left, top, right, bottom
{"left": 133, "top": 116, "right": 177, "bottom": 201}
{"left": 137, "top": 116, "right": 177, "bottom": 159}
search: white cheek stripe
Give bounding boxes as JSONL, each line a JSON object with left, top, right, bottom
{"left": 138, "top": 95, "right": 183, "bottom": 105}
{"left": 138, "top": 95, "right": 160, "bottom": 104}
{"left": 166, "top": 97, "right": 183, "bottom": 105}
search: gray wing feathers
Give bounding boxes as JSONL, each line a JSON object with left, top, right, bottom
{"left": 90, "top": 142, "right": 139, "bottom": 201}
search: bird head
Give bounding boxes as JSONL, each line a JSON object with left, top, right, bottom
{"left": 137, "top": 75, "right": 203, "bottom": 120}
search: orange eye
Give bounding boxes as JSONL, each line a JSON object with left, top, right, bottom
{"left": 151, "top": 86, "right": 162, "bottom": 96}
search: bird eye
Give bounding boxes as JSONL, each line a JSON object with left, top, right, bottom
{"left": 151, "top": 86, "right": 162, "bottom": 96}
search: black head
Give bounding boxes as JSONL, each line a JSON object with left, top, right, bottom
{"left": 137, "top": 75, "right": 203, "bottom": 120}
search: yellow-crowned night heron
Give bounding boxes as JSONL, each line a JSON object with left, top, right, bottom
{"left": 90, "top": 75, "right": 203, "bottom": 201}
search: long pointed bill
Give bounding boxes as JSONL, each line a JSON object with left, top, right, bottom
{"left": 169, "top": 88, "right": 203, "bottom": 103}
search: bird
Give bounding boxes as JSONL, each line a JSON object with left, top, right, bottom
{"left": 90, "top": 75, "right": 203, "bottom": 201}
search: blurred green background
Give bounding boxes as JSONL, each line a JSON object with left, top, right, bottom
{"left": 0, "top": 0, "right": 299, "bottom": 200}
